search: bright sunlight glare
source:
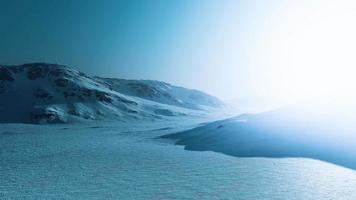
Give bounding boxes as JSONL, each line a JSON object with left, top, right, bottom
{"left": 252, "top": 0, "right": 356, "bottom": 103}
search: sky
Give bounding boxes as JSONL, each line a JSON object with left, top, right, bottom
{"left": 1, "top": 0, "right": 356, "bottom": 105}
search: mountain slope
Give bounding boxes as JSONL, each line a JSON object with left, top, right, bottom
{"left": 97, "top": 78, "right": 224, "bottom": 110}
{"left": 162, "top": 103, "right": 356, "bottom": 169}
{"left": 0, "top": 63, "right": 224, "bottom": 123}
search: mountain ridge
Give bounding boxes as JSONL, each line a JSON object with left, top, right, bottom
{"left": 0, "top": 63, "right": 224, "bottom": 123}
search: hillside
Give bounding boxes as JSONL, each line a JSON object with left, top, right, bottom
{"left": 0, "top": 63, "right": 224, "bottom": 123}
{"left": 162, "top": 103, "right": 356, "bottom": 169}
{"left": 99, "top": 78, "right": 223, "bottom": 110}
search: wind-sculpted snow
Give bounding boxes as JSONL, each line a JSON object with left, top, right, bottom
{"left": 162, "top": 103, "right": 356, "bottom": 170}
{"left": 0, "top": 63, "right": 223, "bottom": 123}
{"left": 2, "top": 122, "right": 356, "bottom": 199}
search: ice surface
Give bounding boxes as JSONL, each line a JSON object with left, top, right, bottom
{"left": 1, "top": 119, "right": 356, "bottom": 199}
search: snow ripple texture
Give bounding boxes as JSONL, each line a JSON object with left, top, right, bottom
{"left": 1, "top": 123, "right": 356, "bottom": 200}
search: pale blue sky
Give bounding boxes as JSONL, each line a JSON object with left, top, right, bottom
{"left": 5, "top": 0, "right": 346, "bottom": 103}
{"left": 0, "top": 0, "right": 280, "bottom": 100}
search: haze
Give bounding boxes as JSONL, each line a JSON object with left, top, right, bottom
{"left": 1, "top": 0, "right": 356, "bottom": 106}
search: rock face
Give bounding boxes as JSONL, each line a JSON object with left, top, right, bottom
{"left": 0, "top": 68, "right": 14, "bottom": 81}
{"left": 26, "top": 65, "right": 44, "bottom": 80}
{"left": 0, "top": 63, "right": 224, "bottom": 124}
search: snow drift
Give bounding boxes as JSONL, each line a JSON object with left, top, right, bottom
{"left": 162, "top": 103, "right": 356, "bottom": 169}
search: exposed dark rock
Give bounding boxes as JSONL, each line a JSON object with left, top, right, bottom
{"left": 0, "top": 62, "right": 223, "bottom": 124}
{"left": 33, "top": 88, "right": 53, "bottom": 100}
{"left": 127, "top": 109, "right": 138, "bottom": 114}
{"left": 66, "top": 104, "right": 78, "bottom": 116}
{"left": 49, "top": 68, "right": 67, "bottom": 77}
{"left": 55, "top": 78, "right": 69, "bottom": 87}
{"left": 0, "top": 82, "right": 5, "bottom": 94}
{"left": 116, "top": 96, "right": 137, "bottom": 105}
{"left": 42, "top": 67, "right": 50, "bottom": 77}
{"left": 77, "top": 95, "right": 84, "bottom": 101}
{"left": 27, "top": 66, "right": 42, "bottom": 80}
{"left": 0, "top": 68, "right": 14, "bottom": 81}
{"left": 63, "top": 91, "right": 76, "bottom": 98}
{"left": 95, "top": 91, "right": 112, "bottom": 103}
{"left": 154, "top": 109, "right": 175, "bottom": 116}
{"left": 127, "top": 83, "right": 159, "bottom": 98}
{"left": 162, "top": 92, "right": 172, "bottom": 98}
{"left": 78, "top": 71, "right": 90, "bottom": 79}
{"left": 81, "top": 89, "right": 92, "bottom": 97}
{"left": 30, "top": 110, "right": 64, "bottom": 123}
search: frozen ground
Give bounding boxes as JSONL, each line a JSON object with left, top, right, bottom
{"left": 1, "top": 118, "right": 356, "bottom": 200}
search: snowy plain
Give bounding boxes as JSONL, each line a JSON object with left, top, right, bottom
{"left": 2, "top": 64, "right": 356, "bottom": 199}
{"left": 2, "top": 116, "right": 356, "bottom": 200}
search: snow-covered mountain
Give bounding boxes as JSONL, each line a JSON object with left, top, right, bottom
{"left": 98, "top": 78, "right": 223, "bottom": 110}
{"left": 0, "top": 63, "right": 224, "bottom": 123}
